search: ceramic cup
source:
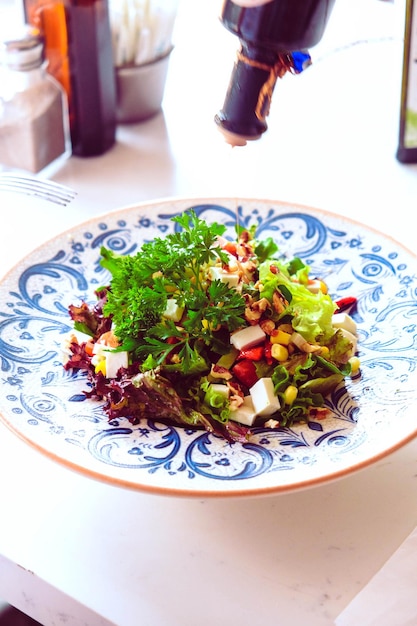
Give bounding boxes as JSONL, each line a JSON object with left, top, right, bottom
{"left": 115, "top": 47, "right": 173, "bottom": 123}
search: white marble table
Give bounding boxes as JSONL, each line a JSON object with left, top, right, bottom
{"left": 1, "top": 0, "right": 417, "bottom": 624}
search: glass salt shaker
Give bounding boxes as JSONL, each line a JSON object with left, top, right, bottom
{"left": 0, "top": 24, "right": 71, "bottom": 175}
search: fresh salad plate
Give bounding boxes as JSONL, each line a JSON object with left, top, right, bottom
{"left": 0, "top": 197, "right": 416, "bottom": 498}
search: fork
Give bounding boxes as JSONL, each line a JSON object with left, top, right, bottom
{"left": 0, "top": 173, "right": 77, "bottom": 207}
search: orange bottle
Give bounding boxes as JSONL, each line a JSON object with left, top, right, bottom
{"left": 24, "top": 1, "right": 70, "bottom": 99}
{"left": 24, "top": 0, "right": 116, "bottom": 157}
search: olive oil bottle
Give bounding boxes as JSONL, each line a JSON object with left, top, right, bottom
{"left": 397, "top": 0, "right": 417, "bottom": 162}
{"left": 215, "top": 0, "right": 336, "bottom": 146}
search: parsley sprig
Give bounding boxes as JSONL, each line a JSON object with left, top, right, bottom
{"left": 100, "top": 210, "right": 247, "bottom": 373}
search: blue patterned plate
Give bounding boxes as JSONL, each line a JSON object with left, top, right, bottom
{"left": 1, "top": 198, "right": 416, "bottom": 497}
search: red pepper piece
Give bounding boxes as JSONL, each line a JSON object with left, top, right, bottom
{"left": 232, "top": 359, "right": 259, "bottom": 388}
{"left": 223, "top": 241, "right": 237, "bottom": 257}
{"left": 335, "top": 297, "right": 357, "bottom": 313}
{"left": 264, "top": 340, "right": 273, "bottom": 365}
{"left": 237, "top": 345, "right": 264, "bottom": 361}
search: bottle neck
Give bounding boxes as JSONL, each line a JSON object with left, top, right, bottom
{"left": 215, "top": 42, "right": 295, "bottom": 146}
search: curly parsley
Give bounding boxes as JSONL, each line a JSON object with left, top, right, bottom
{"left": 100, "top": 210, "right": 246, "bottom": 373}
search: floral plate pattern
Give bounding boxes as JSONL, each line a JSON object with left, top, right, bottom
{"left": 0, "top": 197, "right": 416, "bottom": 497}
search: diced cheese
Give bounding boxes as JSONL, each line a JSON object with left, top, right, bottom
{"left": 62, "top": 329, "right": 91, "bottom": 357}
{"left": 91, "top": 341, "right": 108, "bottom": 368}
{"left": 332, "top": 312, "right": 357, "bottom": 336}
{"left": 208, "top": 383, "right": 230, "bottom": 399}
{"left": 290, "top": 332, "right": 319, "bottom": 353}
{"left": 230, "top": 324, "right": 266, "bottom": 351}
{"left": 92, "top": 342, "right": 106, "bottom": 356}
{"left": 163, "top": 298, "right": 184, "bottom": 322}
{"left": 229, "top": 395, "right": 258, "bottom": 426}
{"left": 339, "top": 328, "right": 358, "bottom": 356}
{"left": 249, "top": 377, "right": 280, "bottom": 417}
{"left": 306, "top": 279, "right": 327, "bottom": 294}
{"left": 105, "top": 350, "right": 129, "bottom": 378}
{"left": 67, "top": 329, "right": 92, "bottom": 344}
{"left": 61, "top": 329, "right": 92, "bottom": 362}
{"left": 290, "top": 331, "right": 308, "bottom": 350}
{"left": 209, "top": 266, "right": 240, "bottom": 288}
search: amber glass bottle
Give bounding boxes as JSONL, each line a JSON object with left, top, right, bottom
{"left": 24, "top": 0, "right": 116, "bottom": 156}
{"left": 215, "top": 0, "right": 336, "bottom": 145}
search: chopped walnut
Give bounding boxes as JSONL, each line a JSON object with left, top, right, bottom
{"left": 264, "top": 418, "right": 280, "bottom": 429}
{"left": 244, "top": 297, "right": 271, "bottom": 323}
{"left": 259, "top": 319, "right": 276, "bottom": 335}
{"left": 272, "top": 291, "right": 288, "bottom": 314}
{"left": 96, "top": 330, "right": 119, "bottom": 348}
{"left": 239, "top": 260, "right": 257, "bottom": 281}
{"left": 210, "top": 364, "right": 233, "bottom": 380}
{"left": 227, "top": 380, "right": 244, "bottom": 410}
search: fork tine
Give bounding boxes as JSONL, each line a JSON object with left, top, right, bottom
{"left": 0, "top": 174, "right": 77, "bottom": 207}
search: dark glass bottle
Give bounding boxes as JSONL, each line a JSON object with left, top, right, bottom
{"left": 215, "top": 0, "right": 336, "bottom": 145}
{"left": 65, "top": 0, "right": 116, "bottom": 156}
{"left": 24, "top": 0, "right": 117, "bottom": 157}
{"left": 397, "top": 0, "right": 417, "bottom": 163}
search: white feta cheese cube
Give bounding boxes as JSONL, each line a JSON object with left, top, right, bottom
{"left": 62, "top": 329, "right": 92, "bottom": 362}
{"left": 230, "top": 324, "right": 266, "bottom": 351}
{"left": 209, "top": 266, "right": 240, "bottom": 288}
{"left": 105, "top": 350, "right": 129, "bottom": 378}
{"left": 67, "top": 329, "right": 92, "bottom": 344}
{"left": 229, "top": 395, "right": 258, "bottom": 426}
{"left": 92, "top": 342, "right": 106, "bottom": 355}
{"left": 339, "top": 328, "right": 358, "bottom": 356}
{"left": 91, "top": 341, "right": 108, "bottom": 368}
{"left": 332, "top": 312, "right": 357, "bottom": 336}
{"left": 207, "top": 383, "right": 230, "bottom": 400}
{"left": 163, "top": 298, "right": 184, "bottom": 322}
{"left": 250, "top": 377, "right": 280, "bottom": 417}
{"left": 306, "top": 279, "right": 324, "bottom": 294}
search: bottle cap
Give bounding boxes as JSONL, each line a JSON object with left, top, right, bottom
{"left": 0, "top": 25, "right": 44, "bottom": 71}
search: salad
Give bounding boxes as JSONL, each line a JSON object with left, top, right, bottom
{"left": 63, "top": 210, "right": 359, "bottom": 443}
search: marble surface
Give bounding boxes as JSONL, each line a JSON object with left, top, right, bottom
{"left": 0, "top": 0, "right": 417, "bottom": 624}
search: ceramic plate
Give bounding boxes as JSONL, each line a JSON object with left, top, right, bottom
{"left": 0, "top": 197, "right": 416, "bottom": 498}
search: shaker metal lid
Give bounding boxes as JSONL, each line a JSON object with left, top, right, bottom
{"left": 0, "top": 24, "right": 44, "bottom": 71}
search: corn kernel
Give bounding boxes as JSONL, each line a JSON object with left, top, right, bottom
{"left": 95, "top": 359, "right": 106, "bottom": 376}
{"left": 271, "top": 344, "right": 289, "bottom": 361}
{"left": 319, "top": 280, "right": 328, "bottom": 294}
{"left": 307, "top": 279, "right": 328, "bottom": 294}
{"left": 270, "top": 329, "right": 292, "bottom": 345}
{"left": 349, "top": 356, "right": 361, "bottom": 375}
{"left": 283, "top": 385, "right": 298, "bottom": 405}
{"left": 319, "top": 346, "right": 330, "bottom": 358}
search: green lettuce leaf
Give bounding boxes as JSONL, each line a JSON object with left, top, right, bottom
{"left": 259, "top": 260, "right": 336, "bottom": 342}
{"left": 270, "top": 354, "right": 345, "bottom": 426}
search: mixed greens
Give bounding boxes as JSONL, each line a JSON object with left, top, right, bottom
{"left": 63, "top": 211, "right": 359, "bottom": 442}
